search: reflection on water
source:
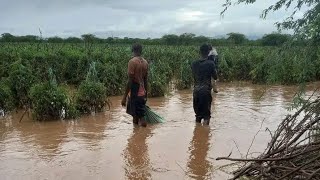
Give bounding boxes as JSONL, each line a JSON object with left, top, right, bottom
{"left": 7, "top": 111, "right": 69, "bottom": 158}
{"left": 0, "top": 82, "right": 319, "bottom": 180}
{"left": 72, "top": 112, "right": 111, "bottom": 149}
{"left": 124, "top": 127, "right": 153, "bottom": 180}
{"left": 187, "top": 125, "right": 212, "bottom": 180}
{"left": 186, "top": 93, "right": 215, "bottom": 180}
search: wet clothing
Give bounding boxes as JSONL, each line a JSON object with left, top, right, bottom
{"left": 126, "top": 56, "right": 148, "bottom": 118}
{"left": 191, "top": 59, "right": 217, "bottom": 89}
{"left": 128, "top": 57, "right": 148, "bottom": 97}
{"left": 126, "top": 95, "right": 146, "bottom": 118}
{"left": 191, "top": 59, "right": 217, "bottom": 120}
{"left": 193, "top": 87, "right": 212, "bottom": 120}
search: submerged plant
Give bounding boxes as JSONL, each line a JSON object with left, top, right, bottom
{"left": 75, "top": 61, "right": 108, "bottom": 113}
{"left": 8, "top": 60, "right": 34, "bottom": 107}
{"left": 29, "top": 68, "right": 78, "bottom": 120}
{"left": 0, "top": 79, "right": 15, "bottom": 115}
{"left": 176, "top": 59, "right": 193, "bottom": 90}
{"left": 148, "top": 61, "right": 167, "bottom": 97}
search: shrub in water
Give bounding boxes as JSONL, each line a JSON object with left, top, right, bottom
{"left": 0, "top": 79, "right": 15, "bottom": 115}
{"left": 75, "top": 81, "right": 107, "bottom": 113}
{"left": 29, "top": 69, "right": 77, "bottom": 120}
{"left": 29, "top": 83, "right": 68, "bottom": 120}
{"left": 148, "top": 62, "right": 167, "bottom": 97}
{"left": 8, "top": 61, "right": 34, "bottom": 107}
{"left": 96, "top": 62, "right": 125, "bottom": 96}
{"left": 75, "top": 62, "right": 108, "bottom": 113}
{"left": 177, "top": 59, "right": 193, "bottom": 90}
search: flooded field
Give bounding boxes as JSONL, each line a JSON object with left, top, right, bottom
{"left": 1, "top": 82, "right": 319, "bottom": 180}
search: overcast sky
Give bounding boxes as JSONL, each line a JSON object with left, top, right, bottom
{"left": 0, "top": 0, "right": 299, "bottom": 38}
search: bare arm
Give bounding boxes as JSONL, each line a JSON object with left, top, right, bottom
{"left": 123, "top": 78, "right": 133, "bottom": 99}
{"left": 121, "top": 60, "right": 135, "bottom": 106}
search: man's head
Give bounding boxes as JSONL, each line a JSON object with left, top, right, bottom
{"left": 132, "top": 43, "right": 143, "bottom": 56}
{"left": 200, "top": 44, "right": 210, "bottom": 58}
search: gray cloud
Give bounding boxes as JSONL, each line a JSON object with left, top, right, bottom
{"left": 0, "top": 0, "right": 297, "bottom": 38}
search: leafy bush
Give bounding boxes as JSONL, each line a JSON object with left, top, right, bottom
{"left": 75, "top": 62, "right": 108, "bottom": 113}
{"left": 29, "top": 69, "right": 77, "bottom": 120}
{"left": 0, "top": 43, "right": 319, "bottom": 108}
{"left": 8, "top": 61, "right": 34, "bottom": 107}
{"left": 96, "top": 62, "right": 125, "bottom": 96}
{"left": 29, "top": 83, "right": 68, "bottom": 120}
{"left": 0, "top": 79, "right": 15, "bottom": 114}
{"left": 251, "top": 46, "right": 320, "bottom": 84}
{"left": 75, "top": 81, "right": 107, "bottom": 113}
{"left": 148, "top": 62, "right": 167, "bottom": 97}
{"left": 218, "top": 54, "right": 233, "bottom": 81}
{"left": 177, "top": 59, "right": 193, "bottom": 89}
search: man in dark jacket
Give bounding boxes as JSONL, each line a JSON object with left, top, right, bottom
{"left": 191, "top": 44, "right": 218, "bottom": 125}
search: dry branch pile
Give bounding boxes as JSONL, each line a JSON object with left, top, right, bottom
{"left": 217, "top": 96, "right": 320, "bottom": 180}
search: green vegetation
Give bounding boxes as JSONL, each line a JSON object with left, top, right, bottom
{"left": 0, "top": 79, "right": 14, "bottom": 114}
{"left": 0, "top": 32, "right": 298, "bottom": 46}
{"left": 75, "top": 62, "right": 108, "bottom": 114}
{"left": 0, "top": 42, "right": 319, "bottom": 119}
{"left": 29, "top": 68, "right": 70, "bottom": 120}
{"left": 227, "top": 33, "right": 248, "bottom": 45}
{"left": 8, "top": 61, "right": 34, "bottom": 107}
{"left": 261, "top": 33, "right": 291, "bottom": 46}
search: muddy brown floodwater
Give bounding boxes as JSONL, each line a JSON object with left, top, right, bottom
{"left": 1, "top": 82, "right": 319, "bottom": 180}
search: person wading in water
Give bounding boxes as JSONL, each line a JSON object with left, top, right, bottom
{"left": 121, "top": 43, "right": 148, "bottom": 127}
{"left": 191, "top": 44, "right": 218, "bottom": 125}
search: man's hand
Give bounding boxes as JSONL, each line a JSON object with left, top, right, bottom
{"left": 121, "top": 97, "right": 127, "bottom": 107}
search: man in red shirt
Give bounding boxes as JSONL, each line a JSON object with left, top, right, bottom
{"left": 121, "top": 44, "right": 148, "bottom": 127}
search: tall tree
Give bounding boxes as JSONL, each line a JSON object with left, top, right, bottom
{"left": 261, "top": 33, "right": 291, "bottom": 46}
{"left": 162, "top": 34, "right": 179, "bottom": 45}
{"left": 222, "top": 0, "right": 320, "bottom": 44}
{"left": 18, "top": 35, "right": 39, "bottom": 42}
{"left": 1, "top": 33, "right": 15, "bottom": 42}
{"left": 81, "top": 34, "right": 97, "bottom": 43}
{"left": 65, "top": 37, "right": 83, "bottom": 43}
{"left": 47, "top": 36, "right": 64, "bottom": 43}
{"left": 227, "top": 33, "right": 247, "bottom": 44}
{"left": 179, "top": 33, "right": 196, "bottom": 45}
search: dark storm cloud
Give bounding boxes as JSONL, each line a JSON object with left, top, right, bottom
{"left": 0, "top": 0, "right": 295, "bottom": 38}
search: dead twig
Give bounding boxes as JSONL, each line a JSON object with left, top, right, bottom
{"left": 216, "top": 95, "right": 320, "bottom": 179}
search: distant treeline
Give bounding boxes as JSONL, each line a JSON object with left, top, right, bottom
{"left": 0, "top": 32, "right": 305, "bottom": 46}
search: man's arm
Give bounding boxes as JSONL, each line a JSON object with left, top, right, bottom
{"left": 121, "top": 60, "right": 135, "bottom": 106}
{"left": 123, "top": 78, "right": 132, "bottom": 98}
{"left": 122, "top": 77, "right": 134, "bottom": 107}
